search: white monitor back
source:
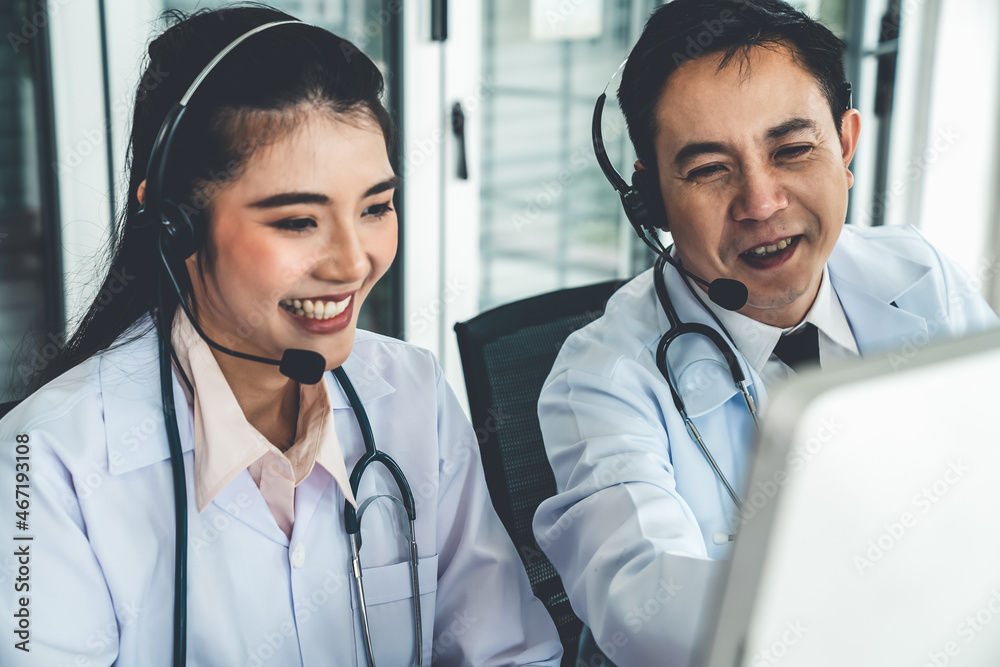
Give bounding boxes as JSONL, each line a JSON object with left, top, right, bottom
{"left": 704, "top": 328, "right": 1000, "bottom": 667}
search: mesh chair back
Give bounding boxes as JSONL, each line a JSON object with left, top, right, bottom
{"left": 454, "top": 279, "right": 625, "bottom": 665}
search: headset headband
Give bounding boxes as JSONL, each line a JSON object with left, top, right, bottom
{"left": 141, "top": 20, "right": 303, "bottom": 215}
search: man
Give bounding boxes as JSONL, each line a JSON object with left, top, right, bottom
{"left": 532, "top": 1, "right": 998, "bottom": 666}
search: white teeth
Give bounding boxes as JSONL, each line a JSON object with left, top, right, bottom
{"left": 280, "top": 296, "right": 351, "bottom": 320}
{"left": 749, "top": 236, "right": 795, "bottom": 257}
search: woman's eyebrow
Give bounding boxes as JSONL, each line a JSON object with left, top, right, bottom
{"left": 247, "top": 176, "right": 400, "bottom": 209}
{"left": 248, "top": 192, "right": 329, "bottom": 208}
{"left": 365, "top": 175, "right": 400, "bottom": 197}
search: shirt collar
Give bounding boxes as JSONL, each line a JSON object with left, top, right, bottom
{"left": 689, "top": 265, "right": 857, "bottom": 375}
{"left": 170, "top": 306, "right": 357, "bottom": 512}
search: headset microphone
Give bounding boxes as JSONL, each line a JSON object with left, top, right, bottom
{"left": 157, "top": 235, "right": 327, "bottom": 385}
{"left": 665, "top": 257, "right": 749, "bottom": 312}
{"left": 592, "top": 90, "right": 749, "bottom": 312}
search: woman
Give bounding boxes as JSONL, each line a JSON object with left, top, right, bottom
{"left": 0, "top": 6, "right": 561, "bottom": 665}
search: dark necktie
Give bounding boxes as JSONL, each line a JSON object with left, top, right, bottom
{"left": 773, "top": 323, "right": 820, "bottom": 370}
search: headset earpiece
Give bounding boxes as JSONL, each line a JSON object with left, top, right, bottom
{"left": 159, "top": 199, "right": 198, "bottom": 261}
{"left": 630, "top": 168, "right": 668, "bottom": 232}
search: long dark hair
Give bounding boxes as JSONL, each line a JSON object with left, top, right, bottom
{"left": 15, "top": 4, "right": 392, "bottom": 398}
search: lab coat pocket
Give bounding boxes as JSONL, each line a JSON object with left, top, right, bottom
{"left": 350, "top": 553, "right": 438, "bottom": 665}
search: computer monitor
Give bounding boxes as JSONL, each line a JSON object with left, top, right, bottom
{"left": 704, "top": 328, "right": 1000, "bottom": 667}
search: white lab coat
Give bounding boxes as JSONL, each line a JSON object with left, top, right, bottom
{"left": 0, "top": 320, "right": 562, "bottom": 666}
{"left": 533, "top": 224, "right": 999, "bottom": 667}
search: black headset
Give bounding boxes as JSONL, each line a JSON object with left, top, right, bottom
{"left": 139, "top": 19, "right": 303, "bottom": 263}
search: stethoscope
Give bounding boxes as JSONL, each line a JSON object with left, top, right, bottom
{"left": 142, "top": 20, "right": 423, "bottom": 667}
{"left": 651, "top": 250, "right": 759, "bottom": 541}
{"left": 156, "top": 275, "right": 424, "bottom": 667}
{"left": 592, "top": 58, "right": 763, "bottom": 544}
{"left": 336, "top": 365, "right": 423, "bottom": 667}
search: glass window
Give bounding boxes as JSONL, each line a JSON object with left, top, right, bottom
{"left": 0, "top": 0, "right": 62, "bottom": 401}
{"left": 479, "top": 0, "right": 652, "bottom": 312}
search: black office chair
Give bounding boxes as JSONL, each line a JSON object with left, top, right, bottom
{"left": 0, "top": 400, "right": 21, "bottom": 420}
{"left": 454, "top": 279, "right": 626, "bottom": 667}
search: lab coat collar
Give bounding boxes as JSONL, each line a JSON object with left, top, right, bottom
{"left": 827, "top": 225, "right": 931, "bottom": 355}
{"left": 101, "top": 317, "right": 396, "bottom": 474}
{"left": 325, "top": 340, "right": 396, "bottom": 410}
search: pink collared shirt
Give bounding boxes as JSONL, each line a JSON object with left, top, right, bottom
{"left": 170, "top": 306, "right": 356, "bottom": 538}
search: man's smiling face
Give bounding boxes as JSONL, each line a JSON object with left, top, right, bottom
{"left": 652, "top": 45, "right": 861, "bottom": 327}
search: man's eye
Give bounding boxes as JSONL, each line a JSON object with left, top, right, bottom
{"left": 363, "top": 202, "right": 394, "bottom": 219}
{"left": 776, "top": 145, "right": 812, "bottom": 159}
{"left": 687, "top": 164, "right": 726, "bottom": 180}
{"left": 272, "top": 218, "right": 316, "bottom": 231}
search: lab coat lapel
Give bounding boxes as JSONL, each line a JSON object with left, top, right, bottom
{"left": 101, "top": 318, "right": 194, "bottom": 474}
{"left": 325, "top": 347, "right": 396, "bottom": 411}
{"left": 212, "top": 470, "right": 291, "bottom": 545}
{"left": 828, "top": 227, "right": 932, "bottom": 356}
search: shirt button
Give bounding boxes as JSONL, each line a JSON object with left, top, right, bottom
{"left": 291, "top": 544, "right": 306, "bottom": 568}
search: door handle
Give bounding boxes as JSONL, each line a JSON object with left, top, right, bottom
{"left": 451, "top": 102, "right": 468, "bottom": 180}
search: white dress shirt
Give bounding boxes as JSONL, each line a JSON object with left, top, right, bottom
{"left": 688, "top": 265, "right": 860, "bottom": 388}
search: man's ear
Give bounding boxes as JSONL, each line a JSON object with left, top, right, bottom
{"left": 839, "top": 109, "right": 861, "bottom": 189}
{"left": 137, "top": 179, "right": 147, "bottom": 205}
